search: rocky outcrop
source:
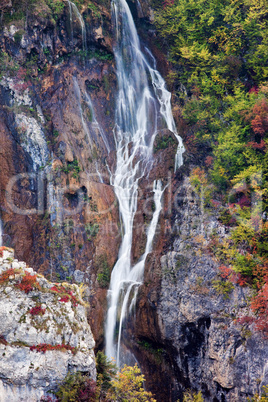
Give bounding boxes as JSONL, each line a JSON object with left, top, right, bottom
{"left": 0, "top": 247, "right": 96, "bottom": 401}
{"left": 127, "top": 175, "right": 268, "bottom": 401}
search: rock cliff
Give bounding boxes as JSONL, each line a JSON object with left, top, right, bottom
{"left": 0, "top": 247, "right": 96, "bottom": 401}
{"left": 0, "top": 0, "right": 120, "bottom": 345}
{"left": 127, "top": 175, "right": 268, "bottom": 401}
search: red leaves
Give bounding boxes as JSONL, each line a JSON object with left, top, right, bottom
{"left": 163, "top": 0, "right": 174, "bottom": 9}
{"left": 29, "top": 306, "right": 45, "bottom": 316}
{"left": 249, "top": 86, "right": 259, "bottom": 95}
{"left": 251, "top": 283, "right": 268, "bottom": 336}
{"left": 30, "top": 343, "right": 76, "bottom": 354}
{"left": 246, "top": 139, "right": 266, "bottom": 150}
{"left": 205, "top": 155, "right": 214, "bottom": 167}
{"left": 218, "top": 264, "right": 248, "bottom": 286}
{"left": 236, "top": 316, "right": 254, "bottom": 325}
{"left": 51, "top": 285, "right": 78, "bottom": 307}
{"left": 59, "top": 296, "right": 70, "bottom": 303}
{"left": 78, "top": 379, "right": 98, "bottom": 402}
{"left": 40, "top": 397, "right": 54, "bottom": 402}
{"left": 15, "top": 272, "right": 40, "bottom": 294}
{"left": 219, "top": 265, "right": 232, "bottom": 279}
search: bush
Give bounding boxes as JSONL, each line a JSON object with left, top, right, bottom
{"left": 183, "top": 390, "right": 204, "bottom": 401}
{"left": 29, "top": 306, "right": 45, "bottom": 316}
{"left": 54, "top": 371, "right": 98, "bottom": 402}
{"left": 15, "top": 272, "right": 41, "bottom": 294}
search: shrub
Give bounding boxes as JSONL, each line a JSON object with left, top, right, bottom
{"left": 248, "top": 385, "right": 268, "bottom": 401}
{"left": 0, "top": 268, "right": 16, "bottom": 284}
{"left": 212, "top": 279, "right": 234, "bottom": 299}
{"left": 54, "top": 371, "right": 98, "bottom": 402}
{"left": 29, "top": 306, "right": 45, "bottom": 316}
{"left": 183, "top": 390, "right": 204, "bottom": 402}
{"left": 15, "top": 272, "right": 40, "bottom": 294}
{"left": 50, "top": 285, "right": 79, "bottom": 307}
{"left": 30, "top": 343, "right": 76, "bottom": 354}
{"left": 96, "top": 256, "right": 111, "bottom": 289}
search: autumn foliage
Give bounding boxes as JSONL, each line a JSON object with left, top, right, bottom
{"left": 50, "top": 285, "right": 79, "bottom": 307}
{"left": 15, "top": 272, "right": 40, "bottom": 294}
{"left": 30, "top": 343, "right": 76, "bottom": 354}
{"left": 29, "top": 306, "right": 46, "bottom": 316}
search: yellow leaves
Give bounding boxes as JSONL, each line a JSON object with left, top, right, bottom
{"left": 179, "top": 43, "right": 212, "bottom": 65}
{"left": 108, "top": 364, "right": 156, "bottom": 402}
{"left": 231, "top": 165, "right": 261, "bottom": 186}
{"left": 211, "top": 68, "right": 227, "bottom": 86}
{"left": 219, "top": 166, "right": 227, "bottom": 177}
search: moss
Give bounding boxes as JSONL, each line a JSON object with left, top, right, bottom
{"left": 96, "top": 255, "right": 111, "bottom": 288}
{"left": 153, "top": 133, "right": 177, "bottom": 153}
{"left": 137, "top": 339, "right": 164, "bottom": 365}
{"left": 212, "top": 279, "right": 234, "bottom": 299}
{"left": 175, "top": 255, "right": 189, "bottom": 270}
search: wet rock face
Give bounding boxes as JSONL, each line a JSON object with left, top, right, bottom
{"left": 0, "top": 248, "right": 96, "bottom": 401}
{"left": 0, "top": 2, "right": 120, "bottom": 343}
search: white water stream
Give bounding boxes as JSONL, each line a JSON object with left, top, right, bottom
{"left": 104, "top": 0, "right": 184, "bottom": 366}
{"left": 67, "top": 0, "right": 87, "bottom": 51}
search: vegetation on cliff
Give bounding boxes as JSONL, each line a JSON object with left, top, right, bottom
{"left": 53, "top": 352, "right": 156, "bottom": 401}
{"left": 155, "top": 0, "right": 268, "bottom": 337}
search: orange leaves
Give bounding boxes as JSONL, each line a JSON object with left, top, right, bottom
{"left": 0, "top": 268, "right": 15, "bottom": 284}
{"left": 0, "top": 246, "right": 8, "bottom": 258}
{"left": 251, "top": 98, "right": 268, "bottom": 136}
{"left": 251, "top": 283, "right": 268, "bottom": 335}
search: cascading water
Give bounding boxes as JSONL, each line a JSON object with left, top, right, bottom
{"left": 105, "top": 0, "right": 184, "bottom": 366}
{"left": 67, "top": 0, "right": 87, "bottom": 51}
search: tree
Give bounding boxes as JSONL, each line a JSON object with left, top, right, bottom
{"left": 96, "top": 351, "right": 117, "bottom": 400}
{"left": 107, "top": 364, "right": 156, "bottom": 402}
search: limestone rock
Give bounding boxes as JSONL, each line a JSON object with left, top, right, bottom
{"left": 157, "top": 176, "right": 268, "bottom": 401}
{"left": 0, "top": 248, "right": 96, "bottom": 401}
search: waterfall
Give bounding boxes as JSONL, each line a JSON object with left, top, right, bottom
{"left": 104, "top": 0, "right": 184, "bottom": 366}
{"left": 67, "top": 0, "right": 87, "bottom": 52}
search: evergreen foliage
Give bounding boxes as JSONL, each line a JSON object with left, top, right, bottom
{"left": 155, "top": 0, "right": 268, "bottom": 195}
{"left": 155, "top": 0, "right": 268, "bottom": 337}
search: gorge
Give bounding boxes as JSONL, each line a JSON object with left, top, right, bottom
{"left": 0, "top": 0, "right": 268, "bottom": 401}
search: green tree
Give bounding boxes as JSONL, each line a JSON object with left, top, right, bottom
{"left": 107, "top": 364, "right": 156, "bottom": 402}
